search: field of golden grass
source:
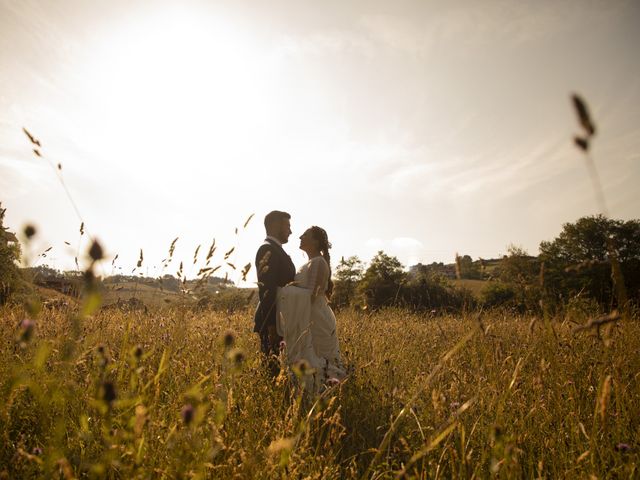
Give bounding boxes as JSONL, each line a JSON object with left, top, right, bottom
{"left": 1, "top": 305, "right": 638, "bottom": 479}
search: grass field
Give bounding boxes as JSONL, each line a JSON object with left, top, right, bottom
{"left": 102, "top": 282, "right": 187, "bottom": 308}
{"left": 1, "top": 304, "right": 638, "bottom": 479}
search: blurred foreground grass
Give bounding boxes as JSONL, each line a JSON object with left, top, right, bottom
{"left": 1, "top": 306, "right": 638, "bottom": 478}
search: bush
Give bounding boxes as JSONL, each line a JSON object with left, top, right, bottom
{"left": 196, "top": 287, "right": 252, "bottom": 313}
{"left": 481, "top": 282, "right": 516, "bottom": 308}
{"left": 357, "top": 251, "right": 406, "bottom": 309}
{"left": 402, "top": 275, "right": 475, "bottom": 312}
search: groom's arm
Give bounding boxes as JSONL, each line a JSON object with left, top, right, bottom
{"left": 256, "top": 244, "right": 278, "bottom": 329}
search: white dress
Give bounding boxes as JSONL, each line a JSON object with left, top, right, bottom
{"left": 276, "top": 256, "right": 345, "bottom": 388}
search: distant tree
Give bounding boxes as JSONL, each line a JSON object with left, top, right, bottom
{"left": 499, "top": 245, "right": 538, "bottom": 283}
{"left": 196, "top": 286, "right": 252, "bottom": 313}
{"left": 24, "top": 265, "right": 62, "bottom": 282}
{"left": 358, "top": 251, "right": 406, "bottom": 309}
{"left": 331, "top": 256, "right": 364, "bottom": 308}
{"left": 455, "top": 254, "right": 482, "bottom": 279}
{"left": 497, "top": 244, "right": 542, "bottom": 312}
{"left": 160, "top": 274, "right": 180, "bottom": 292}
{"left": 0, "top": 203, "right": 23, "bottom": 304}
{"left": 403, "top": 266, "right": 474, "bottom": 311}
{"left": 539, "top": 215, "right": 640, "bottom": 307}
{"left": 481, "top": 282, "right": 517, "bottom": 308}
{"left": 410, "top": 262, "right": 456, "bottom": 280}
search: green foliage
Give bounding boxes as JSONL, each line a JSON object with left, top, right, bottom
{"left": 196, "top": 287, "right": 253, "bottom": 312}
{"left": 338, "top": 254, "right": 472, "bottom": 312}
{"left": 403, "top": 268, "right": 475, "bottom": 311}
{"left": 499, "top": 244, "right": 539, "bottom": 284}
{"left": 331, "top": 256, "right": 364, "bottom": 308}
{"left": 0, "top": 203, "right": 23, "bottom": 304}
{"left": 493, "top": 245, "right": 543, "bottom": 312}
{"left": 481, "top": 282, "right": 517, "bottom": 308}
{"left": 357, "top": 251, "right": 406, "bottom": 309}
{"left": 539, "top": 215, "right": 640, "bottom": 307}
{"left": 456, "top": 254, "right": 482, "bottom": 280}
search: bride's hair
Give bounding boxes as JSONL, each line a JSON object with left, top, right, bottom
{"left": 309, "top": 226, "right": 334, "bottom": 298}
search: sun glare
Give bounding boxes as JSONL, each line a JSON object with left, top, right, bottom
{"left": 79, "top": 7, "right": 273, "bottom": 181}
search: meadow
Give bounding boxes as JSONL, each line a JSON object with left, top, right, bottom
{"left": 1, "top": 303, "right": 638, "bottom": 479}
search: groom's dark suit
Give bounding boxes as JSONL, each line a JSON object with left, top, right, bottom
{"left": 254, "top": 238, "right": 296, "bottom": 355}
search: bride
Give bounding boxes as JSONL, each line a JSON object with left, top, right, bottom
{"left": 276, "top": 226, "right": 346, "bottom": 391}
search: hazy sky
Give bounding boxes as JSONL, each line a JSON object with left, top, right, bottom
{"left": 1, "top": 0, "right": 639, "bottom": 283}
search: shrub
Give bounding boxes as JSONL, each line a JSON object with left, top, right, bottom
{"left": 481, "top": 282, "right": 516, "bottom": 308}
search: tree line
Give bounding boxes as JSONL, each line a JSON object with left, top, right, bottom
{"left": 2, "top": 202, "right": 639, "bottom": 314}
{"left": 331, "top": 215, "right": 640, "bottom": 313}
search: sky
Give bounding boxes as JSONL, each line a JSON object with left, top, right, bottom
{"left": 1, "top": 0, "right": 639, "bottom": 284}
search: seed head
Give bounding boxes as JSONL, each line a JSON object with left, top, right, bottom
{"left": 134, "top": 345, "right": 143, "bottom": 359}
{"left": 223, "top": 331, "right": 235, "bottom": 348}
{"left": 232, "top": 350, "right": 245, "bottom": 366}
{"left": 89, "top": 239, "right": 104, "bottom": 261}
{"left": 615, "top": 443, "right": 631, "bottom": 453}
{"left": 102, "top": 381, "right": 117, "bottom": 405}
{"left": 574, "top": 136, "right": 589, "bottom": 152}
{"left": 571, "top": 93, "right": 596, "bottom": 136}
{"left": 24, "top": 224, "right": 36, "bottom": 239}
{"left": 32, "top": 447, "right": 43, "bottom": 456}
{"left": 293, "top": 359, "right": 312, "bottom": 377}
{"left": 181, "top": 403, "right": 195, "bottom": 425}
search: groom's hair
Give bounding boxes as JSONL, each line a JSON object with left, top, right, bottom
{"left": 264, "top": 210, "right": 290, "bottom": 231}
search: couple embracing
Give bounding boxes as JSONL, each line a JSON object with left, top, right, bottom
{"left": 253, "top": 211, "right": 345, "bottom": 390}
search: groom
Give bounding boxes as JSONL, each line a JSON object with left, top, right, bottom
{"left": 254, "top": 210, "right": 296, "bottom": 365}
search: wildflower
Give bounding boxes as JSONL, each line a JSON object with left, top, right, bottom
{"left": 181, "top": 404, "right": 194, "bottom": 425}
{"left": 615, "top": 443, "right": 631, "bottom": 453}
{"left": 326, "top": 377, "right": 341, "bottom": 387}
{"left": 19, "top": 319, "right": 34, "bottom": 342}
{"left": 450, "top": 401, "right": 461, "bottom": 411}
{"left": 32, "top": 447, "right": 43, "bottom": 456}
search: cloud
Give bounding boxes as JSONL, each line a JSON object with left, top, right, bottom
{"left": 391, "top": 237, "right": 423, "bottom": 249}
{"left": 364, "top": 237, "right": 384, "bottom": 250}
{"left": 359, "top": 1, "right": 625, "bottom": 56}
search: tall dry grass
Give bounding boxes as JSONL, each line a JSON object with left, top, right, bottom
{"left": 1, "top": 305, "right": 638, "bottom": 478}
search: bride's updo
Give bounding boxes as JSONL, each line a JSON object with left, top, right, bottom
{"left": 309, "top": 226, "right": 334, "bottom": 298}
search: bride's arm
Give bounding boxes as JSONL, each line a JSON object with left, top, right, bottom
{"left": 308, "top": 257, "right": 329, "bottom": 304}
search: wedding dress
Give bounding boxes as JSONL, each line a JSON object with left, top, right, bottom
{"left": 276, "top": 256, "right": 345, "bottom": 389}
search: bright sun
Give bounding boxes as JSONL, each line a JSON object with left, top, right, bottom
{"left": 78, "top": 6, "right": 274, "bottom": 180}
